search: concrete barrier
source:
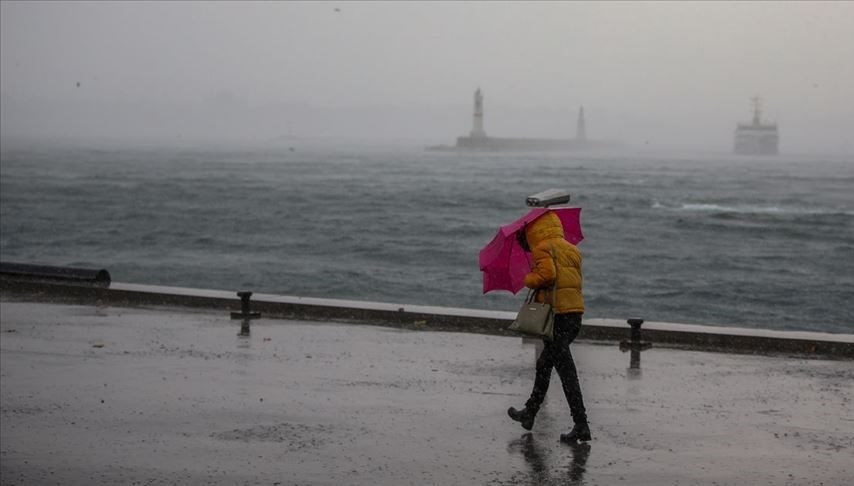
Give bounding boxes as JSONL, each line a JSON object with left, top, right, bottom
{"left": 0, "top": 262, "right": 111, "bottom": 287}
{"left": 1, "top": 278, "right": 851, "bottom": 359}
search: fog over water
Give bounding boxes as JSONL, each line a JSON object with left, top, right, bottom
{"left": 2, "top": 1, "right": 854, "bottom": 154}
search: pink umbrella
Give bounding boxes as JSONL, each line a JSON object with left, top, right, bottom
{"left": 479, "top": 207, "right": 583, "bottom": 294}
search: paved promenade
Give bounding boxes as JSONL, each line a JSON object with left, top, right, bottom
{"left": 1, "top": 301, "right": 852, "bottom": 485}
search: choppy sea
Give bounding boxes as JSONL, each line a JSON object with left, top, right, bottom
{"left": 1, "top": 141, "right": 852, "bottom": 334}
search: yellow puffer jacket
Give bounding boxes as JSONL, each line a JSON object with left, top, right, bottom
{"left": 523, "top": 211, "right": 585, "bottom": 314}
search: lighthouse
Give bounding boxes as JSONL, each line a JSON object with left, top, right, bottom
{"left": 470, "top": 88, "right": 487, "bottom": 138}
{"left": 429, "top": 87, "right": 618, "bottom": 152}
{"left": 576, "top": 106, "right": 587, "bottom": 142}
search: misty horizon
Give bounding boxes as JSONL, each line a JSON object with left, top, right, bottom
{"left": 2, "top": 1, "right": 853, "bottom": 154}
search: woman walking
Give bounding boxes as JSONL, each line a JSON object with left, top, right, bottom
{"left": 507, "top": 211, "right": 591, "bottom": 443}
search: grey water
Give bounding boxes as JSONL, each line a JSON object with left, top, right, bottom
{"left": 1, "top": 141, "right": 852, "bottom": 334}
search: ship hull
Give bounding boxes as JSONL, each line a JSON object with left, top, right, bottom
{"left": 734, "top": 125, "right": 779, "bottom": 155}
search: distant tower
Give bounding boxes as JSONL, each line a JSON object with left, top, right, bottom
{"left": 751, "top": 95, "right": 762, "bottom": 125}
{"left": 576, "top": 106, "right": 587, "bottom": 141}
{"left": 470, "top": 87, "right": 487, "bottom": 138}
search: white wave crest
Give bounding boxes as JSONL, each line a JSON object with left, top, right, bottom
{"left": 654, "top": 202, "right": 853, "bottom": 216}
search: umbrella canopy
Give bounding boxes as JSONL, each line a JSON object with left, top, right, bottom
{"left": 478, "top": 207, "right": 583, "bottom": 294}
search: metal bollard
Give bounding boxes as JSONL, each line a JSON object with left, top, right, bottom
{"left": 231, "top": 291, "right": 261, "bottom": 336}
{"left": 620, "top": 318, "right": 652, "bottom": 373}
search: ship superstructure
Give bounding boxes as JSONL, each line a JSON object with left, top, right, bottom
{"left": 734, "top": 96, "right": 779, "bottom": 155}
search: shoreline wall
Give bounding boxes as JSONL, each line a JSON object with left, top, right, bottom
{"left": 1, "top": 279, "right": 851, "bottom": 359}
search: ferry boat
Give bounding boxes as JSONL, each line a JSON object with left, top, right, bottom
{"left": 734, "top": 96, "right": 779, "bottom": 155}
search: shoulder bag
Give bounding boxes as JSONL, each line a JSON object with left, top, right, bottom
{"left": 508, "top": 244, "right": 557, "bottom": 341}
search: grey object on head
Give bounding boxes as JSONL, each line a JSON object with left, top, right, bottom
{"left": 526, "top": 189, "right": 571, "bottom": 207}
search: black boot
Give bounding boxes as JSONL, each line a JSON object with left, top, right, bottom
{"left": 507, "top": 407, "right": 536, "bottom": 431}
{"left": 560, "top": 422, "right": 591, "bottom": 443}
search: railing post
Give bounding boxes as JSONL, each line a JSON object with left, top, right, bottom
{"left": 620, "top": 318, "right": 652, "bottom": 377}
{"left": 231, "top": 291, "right": 261, "bottom": 336}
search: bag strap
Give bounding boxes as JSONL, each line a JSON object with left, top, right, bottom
{"left": 524, "top": 287, "right": 536, "bottom": 304}
{"left": 546, "top": 243, "right": 558, "bottom": 306}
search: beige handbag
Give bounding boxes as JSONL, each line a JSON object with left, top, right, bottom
{"left": 508, "top": 245, "right": 557, "bottom": 341}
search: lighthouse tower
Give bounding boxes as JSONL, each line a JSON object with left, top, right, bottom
{"left": 470, "top": 88, "right": 487, "bottom": 138}
{"left": 751, "top": 95, "right": 762, "bottom": 125}
{"left": 576, "top": 106, "right": 587, "bottom": 142}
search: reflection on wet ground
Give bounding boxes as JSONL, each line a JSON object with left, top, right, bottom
{"left": 504, "top": 433, "right": 591, "bottom": 486}
{"left": 1, "top": 301, "right": 852, "bottom": 485}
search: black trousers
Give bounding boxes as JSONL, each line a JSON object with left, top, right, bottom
{"left": 525, "top": 312, "right": 588, "bottom": 425}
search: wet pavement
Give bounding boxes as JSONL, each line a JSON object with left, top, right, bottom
{"left": 1, "top": 301, "right": 852, "bottom": 485}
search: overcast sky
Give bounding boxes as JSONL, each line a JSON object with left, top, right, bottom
{"left": 2, "top": 1, "right": 853, "bottom": 153}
